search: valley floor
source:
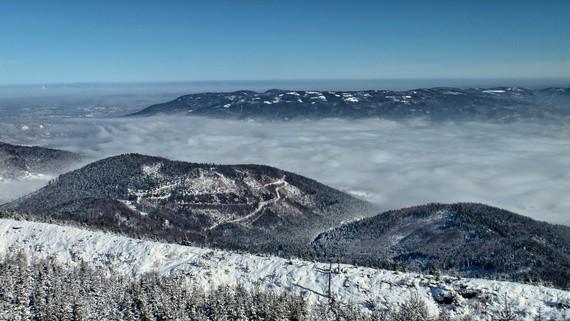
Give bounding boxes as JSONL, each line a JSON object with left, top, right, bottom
{"left": 0, "top": 218, "right": 568, "bottom": 320}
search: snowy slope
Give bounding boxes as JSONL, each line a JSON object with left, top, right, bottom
{"left": 3, "top": 154, "right": 374, "bottom": 252}
{"left": 0, "top": 218, "right": 568, "bottom": 320}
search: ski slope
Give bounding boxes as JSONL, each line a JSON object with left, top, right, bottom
{"left": 0, "top": 218, "right": 568, "bottom": 320}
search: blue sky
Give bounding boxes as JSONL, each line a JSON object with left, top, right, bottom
{"left": 0, "top": 0, "right": 569, "bottom": 84}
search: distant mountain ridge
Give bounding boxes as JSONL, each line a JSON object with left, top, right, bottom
{"left": 2, "top": 153, "right": 374, "bottom": 253}
{"left": 129, "top": 87, "right": 570, "bottom": 121}
{"left": 312, "top": 203, "right": 570, "bottom": 289}
{"left": 0, "top": 141, "right": 81, "bottom": 181}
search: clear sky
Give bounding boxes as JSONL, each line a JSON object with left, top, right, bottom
{"left": 1, "top": 0, "right": 569, "bottom": 85}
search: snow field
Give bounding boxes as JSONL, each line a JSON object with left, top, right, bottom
{"left": 0, "top": 218, "right": 568, "bottom": 320}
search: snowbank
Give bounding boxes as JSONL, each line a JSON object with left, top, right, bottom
{"left": 0, "top": 218, "right": 568, "bottom": 320}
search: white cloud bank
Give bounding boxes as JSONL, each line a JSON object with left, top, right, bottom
{"left": 1, "top": 116, "right": 569, "bottom": 226}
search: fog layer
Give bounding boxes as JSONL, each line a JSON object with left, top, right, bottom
{"left": 1, "top": 116, "right": 569, "bottom": 225}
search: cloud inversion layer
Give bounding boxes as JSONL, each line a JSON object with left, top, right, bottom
{"left": 1, "top": 117, "right": 569, "bottom": 225}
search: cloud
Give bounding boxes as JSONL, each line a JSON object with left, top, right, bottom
{"left": 1, "top": 116, "right": 569, "bottom": 226}
{"left": 0, "top": 177, "right": 55, "bottom": 204}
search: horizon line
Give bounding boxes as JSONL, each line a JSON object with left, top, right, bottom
{"left": 1, "top": 77, "right": 570, "bottom": 88}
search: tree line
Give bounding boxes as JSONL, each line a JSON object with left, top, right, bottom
{"left": 0, "top": 248, "right": 508, "bottom": 321}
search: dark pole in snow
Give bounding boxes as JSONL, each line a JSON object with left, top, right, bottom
{"left": 328, "top": 260, "right": 332, "bottom": 302}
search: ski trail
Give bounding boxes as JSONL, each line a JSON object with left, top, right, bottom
{"left": 207, "top": 176, "right": 288, "bottom": 230}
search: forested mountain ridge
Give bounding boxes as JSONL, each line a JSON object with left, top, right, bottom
{"left": 312, "top": 203, "right": 570, "bottom": 289}
{"left": 129, "top": 87, "right": 570, "bottom": 121}
{"left": 0, "top": 141, "right": 81, "bottom": 181}
{"left": 3, "top": 154, "right": 569, "bottom": 290}
{"left": 1, "top": 153, "right": 374, "bottom": 253}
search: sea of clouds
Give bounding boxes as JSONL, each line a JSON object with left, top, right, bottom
{"left": 1, "top": 115, "right": 569, "bottom": 226}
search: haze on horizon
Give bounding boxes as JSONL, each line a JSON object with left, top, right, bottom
{"left": 1, "top": 2, "right": 570, "bottom": 320}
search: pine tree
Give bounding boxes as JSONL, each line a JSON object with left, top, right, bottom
{"left": 497, "top": 293, "right": 517, "bottom": 321}
{"left": 390, "top": 292, "right": 435, "bottom": 321}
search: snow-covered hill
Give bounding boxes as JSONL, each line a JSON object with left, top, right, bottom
{"left": 128, "top": 87, "right": 570, "bottom": 122}
{"left": 2, "top": 154, "right": 374, "bottom": 253}
{"left": 0, "top": 218, "right": 568, "bottom": 320}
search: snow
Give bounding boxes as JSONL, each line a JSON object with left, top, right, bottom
{"left": 0, "top": 218, "right": 568, "bottom": 320}
{"left": 123, "top": 162, "right": 315, "bottom": 229}
{"left": 305, "top": 91, "right": 327, "bottom": 102}
{"left": 118, "top": 199, "right": 148, "bottom": 216}
{"left": 386, "top": 95, "right": 413, "bottom": 105}
{"left": 343, "top": 94, "right": 359, "bottom": 103}
{"left": 124, "top": 167, "right": 318, "bottom": 230}
{"left": 141, "top": 163, "right": 162, "bottom": 177}
{"left": 194, "top": 169, "right": 239, "bottom": 194}
{"left": 483, "top": 90, "right": 506, "bottom": 94}
{"left": 131, "top": 169, "right": 240, "bottom": 204}
{"left": 207, "top": 175, "right": 290, "bottom": 230}
{"left": 223, "top": 103, "right": 232, "bottom": 108}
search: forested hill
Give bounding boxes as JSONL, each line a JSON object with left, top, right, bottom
{"left": 129, "top": 87, "right": 570, "bottom": 122}
{"left": 0, "top": 141, "right": 81, "bottom": 181}
{"left": 312, "top": 203, "right": 570, "bottom": 289}
{"left": 2, "top": 153, "right": 374, "bottom": 253}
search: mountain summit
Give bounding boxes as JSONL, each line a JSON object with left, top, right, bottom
{"left": 2, "top": 153, "right": 374, "bottom": 253}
